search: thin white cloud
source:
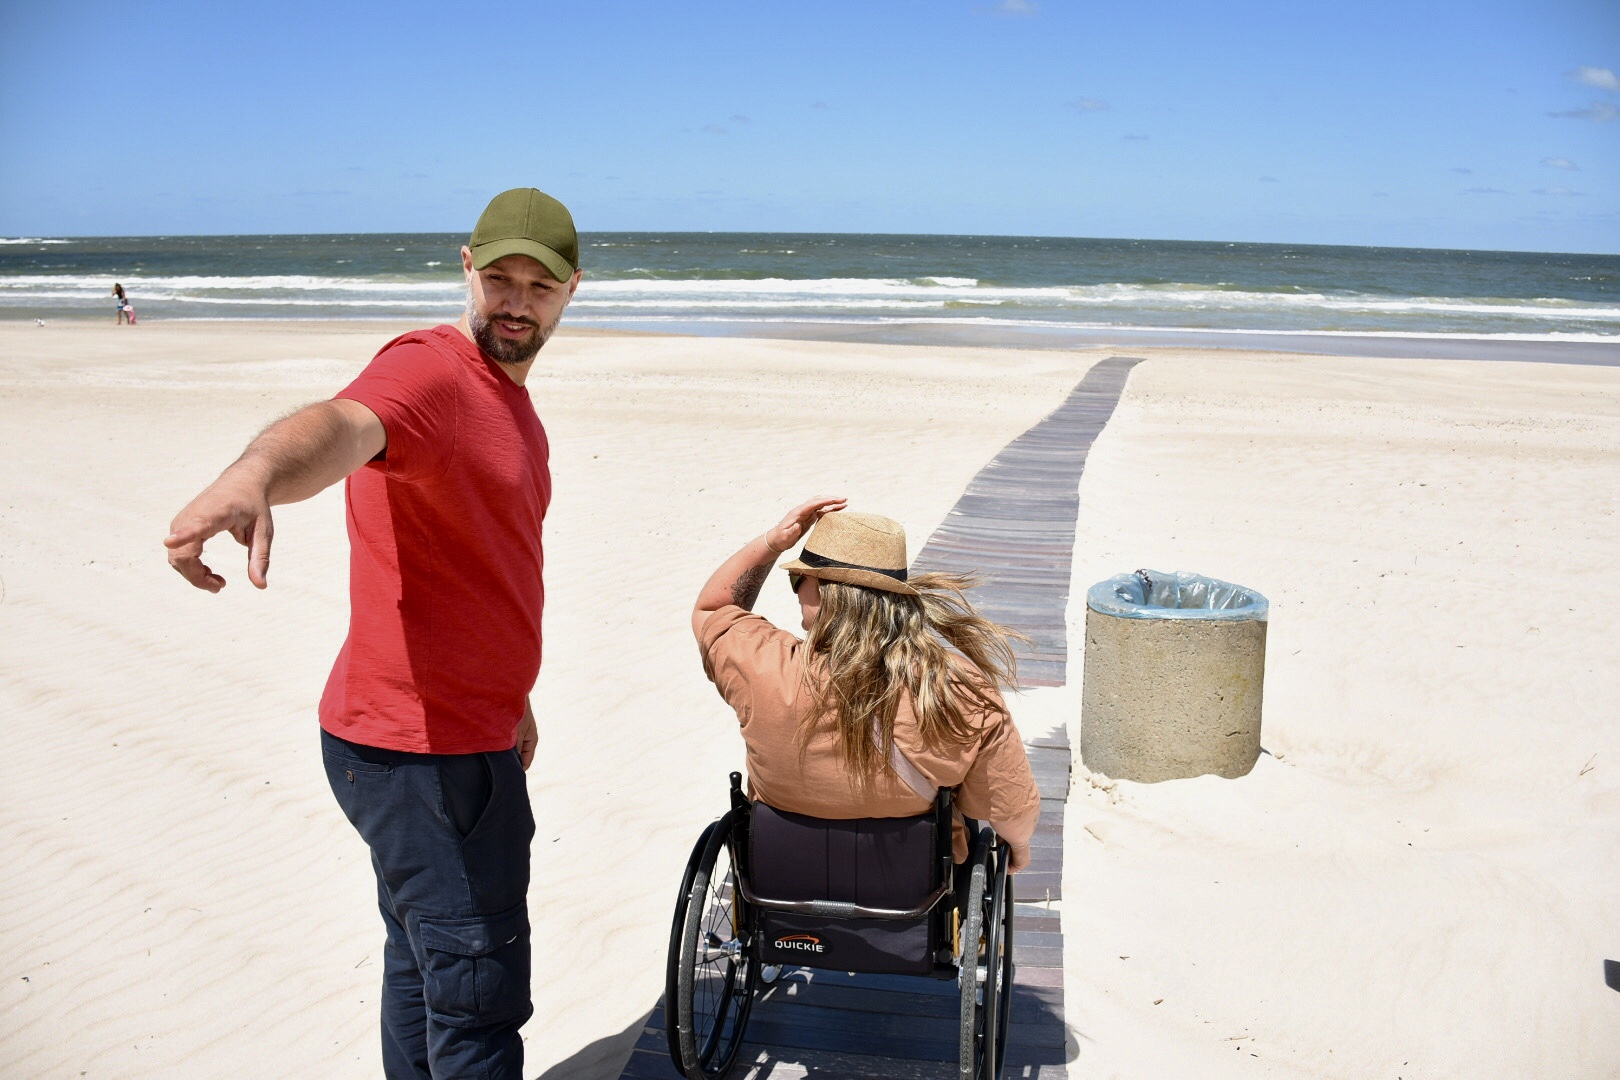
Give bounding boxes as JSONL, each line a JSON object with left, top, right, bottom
{"left": 1534, "top": 186, "right": 1583, "bottom": 196}
{"left": 1548, "top": 101, "right": 1620, "bottom": 122}
{"left": 1069, "top": 98, "right": 1109, "bottom": 113}
{"left": 1259, "top": 176, "right": 1281, "bottom": 183}
{"left": 1541, "top": 157, "right": 1579, "bottom": 170}
{"left": 998, "top": 0, "right": 1038, "bottom": 13}
{"left": 698, "top": 116, "right": 749, "bottom": 135}
{"left": 1570, "top": 66, "right": 1620, "bottom": 92}
{"left": 1464, "top": 187, "right": 1509, "bottom": 195}
{"left": 1123, "top": 134, "right": 1149, "bottom": 141}
{"left": 1450, "top": 167, "right": 1473, "bottom": 174}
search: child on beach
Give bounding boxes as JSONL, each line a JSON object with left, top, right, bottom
{"left": 112, "top": 283, "right": 136, "bottom": 325}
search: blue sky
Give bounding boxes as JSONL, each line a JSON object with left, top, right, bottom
{"left": 1, "top": 0, "right": 1615, "bottom": 252}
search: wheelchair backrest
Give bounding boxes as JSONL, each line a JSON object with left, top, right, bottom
{"left": 746, "top": 800, "right": 953, "bottom": 977}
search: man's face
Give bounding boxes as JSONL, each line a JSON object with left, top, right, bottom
{"left": 461, "top": 248, "right": 581, "bottom": 366}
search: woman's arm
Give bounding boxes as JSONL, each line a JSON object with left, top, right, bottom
{"left": 691, "top": 495, "right": 846, "bottom": 640}
{"left": 955, "top": 705, "right": 1042, "bottom": 872}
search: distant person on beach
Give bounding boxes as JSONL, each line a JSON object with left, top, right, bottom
{"left": 112, "top": 283, "right": 135, "bottom": 324}
{"left": 693, "top": 499, "right": 1041, "bottom": 872}
{"left": 163, "top": 188, "right": 581, "bottom": 1080}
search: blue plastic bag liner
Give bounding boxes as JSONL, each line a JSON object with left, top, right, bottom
{"left": 1086, "top": 569, "right": 1269, "bottom": 621}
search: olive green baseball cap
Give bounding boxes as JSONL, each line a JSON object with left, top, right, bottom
{"left": 468, "top": 188, "right": 579, "bottom": 282}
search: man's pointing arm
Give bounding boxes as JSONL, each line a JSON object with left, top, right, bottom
{"left": 164, "top": 398, "right": 386, "bottom": 592}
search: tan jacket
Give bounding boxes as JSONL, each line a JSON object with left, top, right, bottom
{"left": 699, "top": 605, "right": 1040, "bottom": 865}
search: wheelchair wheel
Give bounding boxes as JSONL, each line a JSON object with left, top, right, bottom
{"left": 959, "top": 840, "right": 1014, "bottom": 1080}
{"left": 665, "top": 820, "right": 719, "bottom": 1071}
{"left": 669, "top": 809, "right": 758, "bottom": 1078}
{"left": 986, "top": 846, "right": 1014, "bottom": 1077}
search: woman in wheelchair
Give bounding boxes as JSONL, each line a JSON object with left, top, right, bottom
{"left": 676, "top": 497, "right": 1039, "bottom": 1079}
{"left": 691, "top": 495, "right": 1040, "bottom": 874}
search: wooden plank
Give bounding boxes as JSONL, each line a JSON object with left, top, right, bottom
{"left": 1011, "top": 907, "right": 1063, "bottom": 933}
{"left": 684, "top": 1015, "right": 1064, "bottom": 1067}
{"left": 1012, "top": 873, "right": 1062, "bottom": 903}
{"left": 713, "top": 998, "right": 1066, "bottom": 1053}
{"left": 1009, "top": 965, "right": 1064, "bottom": 990}
{"left": 729, "top": 976, "right": 1064, "bottom": 1022}
{"left": 621, "top": 1045, "right": 1070, "bottom": 1080}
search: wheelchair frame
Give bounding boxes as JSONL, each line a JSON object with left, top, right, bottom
{"left": 665, "top": 772, "right": 1014, "bottom": 1080}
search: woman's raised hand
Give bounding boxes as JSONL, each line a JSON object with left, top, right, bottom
{"left": 766, "top": 496, "right": 847, "bottom": 554}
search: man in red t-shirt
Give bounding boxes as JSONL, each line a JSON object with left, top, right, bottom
{"left": 165, "top": 188, "right": 580, "bottom": 1080}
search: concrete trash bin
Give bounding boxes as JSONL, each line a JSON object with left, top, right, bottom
{"left": 1081, "top": 569, "right": 1269, "bottom": 783}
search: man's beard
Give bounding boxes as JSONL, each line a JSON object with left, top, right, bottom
{"left": 466, "top": 291, "right": 557, "bottom": 366}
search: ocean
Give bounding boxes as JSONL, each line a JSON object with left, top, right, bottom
{"left": 3, "top": 232, "right": 1617, "bottom": 348}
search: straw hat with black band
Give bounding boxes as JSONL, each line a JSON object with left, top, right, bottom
{"left": 780, "top": 511, "right": 919, "bottom": 596}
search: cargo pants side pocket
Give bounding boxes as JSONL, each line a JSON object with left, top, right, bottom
{"left": 415, "top": 903, "right": 533, "bottom": 1030}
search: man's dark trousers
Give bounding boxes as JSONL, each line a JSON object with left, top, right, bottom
{"left": 322, "top": 730, "right": 535, "bottom": 1080}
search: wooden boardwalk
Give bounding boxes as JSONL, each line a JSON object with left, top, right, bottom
{"left": 911, "top": 357, "right": 1145, "bottom": 689}
{"left": 620, "top": 359, "right": 1142, "bottom": 1080}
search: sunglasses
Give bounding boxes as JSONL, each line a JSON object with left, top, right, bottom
{"left": 788, "top": 572, "right": 808, "bottom": 594}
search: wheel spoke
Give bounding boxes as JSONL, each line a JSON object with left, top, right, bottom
{"left": 697, "top": 959, "right": 736, "bottom": 1062}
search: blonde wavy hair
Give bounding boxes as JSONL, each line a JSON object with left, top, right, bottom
{"left": 799, "top": 571, "right": 1026, "bottom": 790}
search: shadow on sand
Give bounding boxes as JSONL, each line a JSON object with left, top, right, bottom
{"left": 536, "top": 1009, "right": 653, "bottom": 1080}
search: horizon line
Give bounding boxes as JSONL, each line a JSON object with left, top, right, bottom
{"left": 2, "top": 230, "right": 1617, "bottom": 260}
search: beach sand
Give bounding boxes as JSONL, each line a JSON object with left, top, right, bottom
{"left": 1, "top": 321, "right": 1615, "bottom": 1078}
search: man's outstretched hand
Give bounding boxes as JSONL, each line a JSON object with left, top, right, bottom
{"left": 162, "top": 399, "right": 387, "bottom": 593}
{"left": 165, "top": 476, "right": 274, "bottom": 592}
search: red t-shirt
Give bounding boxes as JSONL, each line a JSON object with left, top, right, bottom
{"left": 318, "top": 325, "right": 551, "bottom": 753}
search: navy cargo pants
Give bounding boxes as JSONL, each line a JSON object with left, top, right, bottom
{"left": 322, "top": 730, "right": 535, "bottom": 1080}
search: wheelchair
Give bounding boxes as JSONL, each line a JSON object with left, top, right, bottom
{"left": 664, "top": 772, "right": 1015, "bottom": 1080}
